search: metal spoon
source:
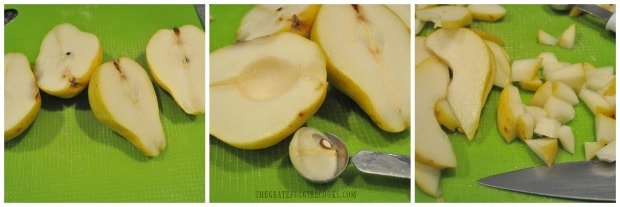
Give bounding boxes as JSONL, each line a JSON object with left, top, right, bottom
{"left": 289, "top": 127, "right": 410, "bottom": 183}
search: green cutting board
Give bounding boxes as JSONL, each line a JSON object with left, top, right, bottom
{"left": 415, "top": 5, "right": 615, "bottom": 202}
{"left": 209, "top": 5, "right": 410, "bottom": 202}
{"left": 4, "top": 5, "right": 205, "bottom": 202}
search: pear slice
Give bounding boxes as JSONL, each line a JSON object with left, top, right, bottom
{"left": 426, "top": 27, "right": 495, "bottom": 140}
{"left": 557, "top": 125, "right": 575, "bottom": 154}
{"left": 415, "top": 36, "right": 433, "bottom": 65}
{"left": 236, "top": 5, "right": 321, "bottom": 41}
{"left": 311, "top": 4, "right": 410, "bottom": 132}
{"left": 415, "top": 57, "right": 456, "bottom": 169}
{"left": 585, "top": 140, "right": 606, "bottom": 160}
{"left": 34, "top": 23, "right": 102, "bottom": 98}
{"left": 88, "top": 57, "right": 166, "bottom": 157}
{"left": 538, "top": 30, "right": 559, "bottom": 46}
{"left": 4, "top": 53, "right": 41, "bottom": 141}
{"left": 525, "top": 138, "right": 558, "bottom": 166}
{"left": 595, "top": 113, "right": 615, "bottom": 143}
{"left": 467, "top": 4, "right": 506, "bottom": 22}
{"left": 434, "top": 98, "right": 461, "bottom": 132}
{"left": 497, "top": 85, "right": 525, "bottom": 143}
{"left": 596, "top": 140, "right": 616, "bottom": 162}
{"left": 146, "top": 25, "right": 205, "bottom": 115}
{"left": 416, "top": 6, "right": 473, "bottom": 28}
{"left": 210, "top": 32, "right": 327, "bottom": 149}
{"left": 485, "top": 40, "right": 511, "bottom": 88}
{"left": 558, "top": 24, "right": 576, "bottom": 49}
{"left": 385, "top": 4, "right": 411, "bottom": 30}
{"left": 415, "top": 161, "right": 441, "bottom": 198}
{"left": 511, "top": 58, "right": 542, "bottom": 82}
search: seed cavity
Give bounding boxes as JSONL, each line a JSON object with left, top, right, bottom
{"left": 319, "top": 138, "right": 333, "bottom": 149}
{"left": 173, "top": 27, "right": 180, "bottom": 35}
{"left": 66, "top": 52, "right": 71, "bottom": 55}
{"left": 276, "top": 7, "right": 283, "bottom": 12}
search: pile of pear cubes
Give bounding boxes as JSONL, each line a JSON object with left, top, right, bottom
{"left": 414, "top": 4, "right": 616, "bottom": 198}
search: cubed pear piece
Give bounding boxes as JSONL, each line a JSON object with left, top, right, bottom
{"left": 210, "top": 32, "right": 327, "bottom": 149}
{"left": 585, "top": 141, "right": 606, "bottom": 160}
{"left": 595, "top": 113, "right": 616, "bottom": 143}
{"left": 558, "top": 24, "right": 576, "bottom": 49}
{"left": 518, "top": 78, "right": 543, "bottom": 92}
{"left": 497, "top": 85, "right": 525, "bottom": 143}
{"left": 545, "top": 63, "right": 585, "bottom": 92}
{"left": 538, "top": 52, "right": 558, "bottom": 65}
{"left": 415, "top": 161, "right": 442, "bottom": 198}
{"left": 596, "top": 140, "right": 616, "bottom": 162}
{"left": 538, "top": 30, "right": 558, "bottom": 46}
{"left": 467, "top": 4, "right": 506, "bottom": 22}
{"left": 426, "top": 27, "right": 495, "bottom": 140}
{"left": 543, "top": 96, "right": 575, "bottom": 124}
{"left": 416, "top": 6, "right": 473, "bottom": 28}
{"left": 579, "top": 88, "right": 615, "bottom": 117}
{"left": 34, "top": 23, "right": 102, "bottom": 98}
{"left": 552, "top": 81, "right": 579, "bottom": 105}
{"left": 236, "top": 5, "right": 320, "bottom": 41}
{"left": 525, "top": 138, "right": 559, "bottom": 166}
{"left": 534, "top": 117, "right": 561, "bottom": 138}
{"left": 530, "top": 81, "right": 553, "bottom": 107}
{"left": 385, "top": 4, "right": 411, "bottom": 30}
{"left": 485, "top": 40, "right": 511, "bottom": 88}
{"left": 599, "top": 76, "right": 615, "bottom": 96}
{"left": 88, "top": 57, "right": 166, "bottom": 156}
{"left": 4, "top": 53, "right": 41, "bottom": 141}
{"left": 585, "top": 67, "right": 614, "bottom": 91}
{"left": 525, "top": 106, "right": 548, "bottom": 122}
{"left": 415, "top": 57, "right": 456, "bottom": 169}
{"left": 312, "top": 4, "right": 410, "bottom": 132}
{"left": 434, "top": 98, "right": 461, "bottom": 132}
{"left": 517, "top": 112, "right": 535, "bottom": 140}
{"left": 146, "top": 25, "right": 205, "bottom": 115}
{"left": 542, "top": 62, "right": 570, "bottom": 79}
{"left": 557, "top": 125, "right": 575, "bottom": 154}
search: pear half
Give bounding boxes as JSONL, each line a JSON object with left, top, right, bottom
{"left": 146, "top": 25, "right": 205, "bottom": 115}
{"left": 89, "top": 57, "right": 166, "bottom": 157}
{"left": 210, "top": 32, "right": 327, "bottom": 149}
{"left": 236, "top": 4, "right": 321, "bottom": 41}
{"left": 426, "top": 27, "right": 495, "bottom": 140}
{"left": 312, "top": 4, "right": 410, "bottom": 132}
{"left": 34, "top": 23, "right": 102, "bottom": 98}
{"left": 5, "top": 53, "right": 41, "bottom": 141}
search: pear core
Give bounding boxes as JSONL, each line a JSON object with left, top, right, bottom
{"left": 236, "top": 57, "right": 300, "bottom": 100}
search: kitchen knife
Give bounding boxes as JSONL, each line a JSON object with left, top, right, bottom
{"left": 478, "top": 160, "right": 615, "bottom": 202}
{"left": 576, "top": 4, "right": 616, "bottom": 32}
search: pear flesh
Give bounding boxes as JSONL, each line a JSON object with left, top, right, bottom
{"left": 5, "top": 53, "right": 41, "bottom": 141}
{"left": 236, "top": 4, "right": 321, "bottom": 41}
{"left": 34, "top": 23, "right": 102, "bottom": 98}
{"left": 146, "top": 25, "right": 205, "bottom": 115}
{"left": 311, "top": 4, "right": 410, "bottom": 132}
{"left": 89, "top": 57, "right": 166, "bottom": 157}
{"left": 210, "top": 32, "right": 327, "bottom": 149}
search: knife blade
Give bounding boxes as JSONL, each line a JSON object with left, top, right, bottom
{"left": 575, "top": 4, "right": 616, "bottom": 32}
{"left": 478, "top": 161, "right": 615, "bottom": 202}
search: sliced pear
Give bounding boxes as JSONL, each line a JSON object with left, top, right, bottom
{"left": 415, "top": 56, "right": 456, "bottom": 169}
{"left": 386, "top": 4, "right": 411, "bottom": 30}
{"left": 415, "top": 36, "right": 433, "bottom": 65}
{"left": 517, "top": 112, "right": 535, "bottom": 141}
{"left": 524, "top": 105, "right": 548, "bottom": 122}
{"left": 538, "top": 30, "right": 558, "bottom": 46}
{"left": 415, "top": 18, "right": 426, "bottom": 35}
{"left": 558, "top": 24, "right": 576, "bottom": 49}
{"left": 415, "top": 161, "right": 442, "bottom": 198}
{"left": 552, "top": 81, "right": 579, "bottom": 105}
{"left": 596, "top": 140, "right": 616, "bottom": 162}
{"left": 34, "top": 23, "right": 102, "bottom": 98}
{"left": 525, "top": 138, "right": 558, "bottom": 166}
{"left": 538, "top": 52, "right": 558, "bottom": 65}
{"left": 312, "top": 4, "right": 410, "bottom": 132}
{"left": 467, "top": 4, "right": 506, "bottom": 22}
{"left": 579, "top": 88, "right": 615, "bottom": 117}
{"left": 210, "top": 32, "right": 327, "bottom": 149}
{"left": 434, "top": 98, "right": 461, "bottom": 132}
{"left": 485, "top": 40, "right": 511, "bottom": 88}
{"left": 146, "top": 25, "right": 205, "bottom": 115}
{"left": 534, "top": 117, "right": 561, "bottom": 138}
{"left": 585, "top": 67, "right": 614, "bottom": 91}
{"left": 542, "top": 62, "right": 570, "bottom": 79}
{"left": 518, "top": 78, "right": 543, "bottom": 91}
{"left": 88, "top": 57, "right": 165, "bottom": 157}
{"left": 4, "top": 53, "right": 41, "bottom": 141}
{"left": 585, "top": 140, "right": 606, "bottom": 160}
{"left": 511, "top": 58, "right": 542, "bottom": 82}
{"left": 426, "top": 27, "right": 495, "bottom": 140}
{"left": 415, "top": 6, "right": 473, "bottom": 28}
{"left": 595, "top": 113, "right": 615, "bottom": 143}
{"left": 530, "top": 81, "right": 554, "bottom": 107}
{"left": 545, "top": 63, "right": 585, "bottom": 92}
{"left": 557, "top": 125, "right": 575, "bottom": 154}
{"left": 543, "top": 96, "right": 575, "bottom": 124}
{"left": 497, "top": 85, "right": 525, "bottom": 143}
{"left": 599, "top": 76, "right": 615, "bottom": 96}
{"left": 472, "top": 28, "right": 505, "bottom": 46}
{"left": 236, "top": 5, "right": 321, "bottom": 41}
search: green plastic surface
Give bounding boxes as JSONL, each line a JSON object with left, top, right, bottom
{"left": 415, "top": 5, "right": 616, "bottom": 202}
{"left": 209, "top": 5, "right": 410, "bottom": 202}
{"left": 4, "top": 4, "right": 205, "bottom": 202}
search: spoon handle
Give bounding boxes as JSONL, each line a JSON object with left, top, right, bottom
{"left": 351, "top": 151, "right": 410, "bottom": 179}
